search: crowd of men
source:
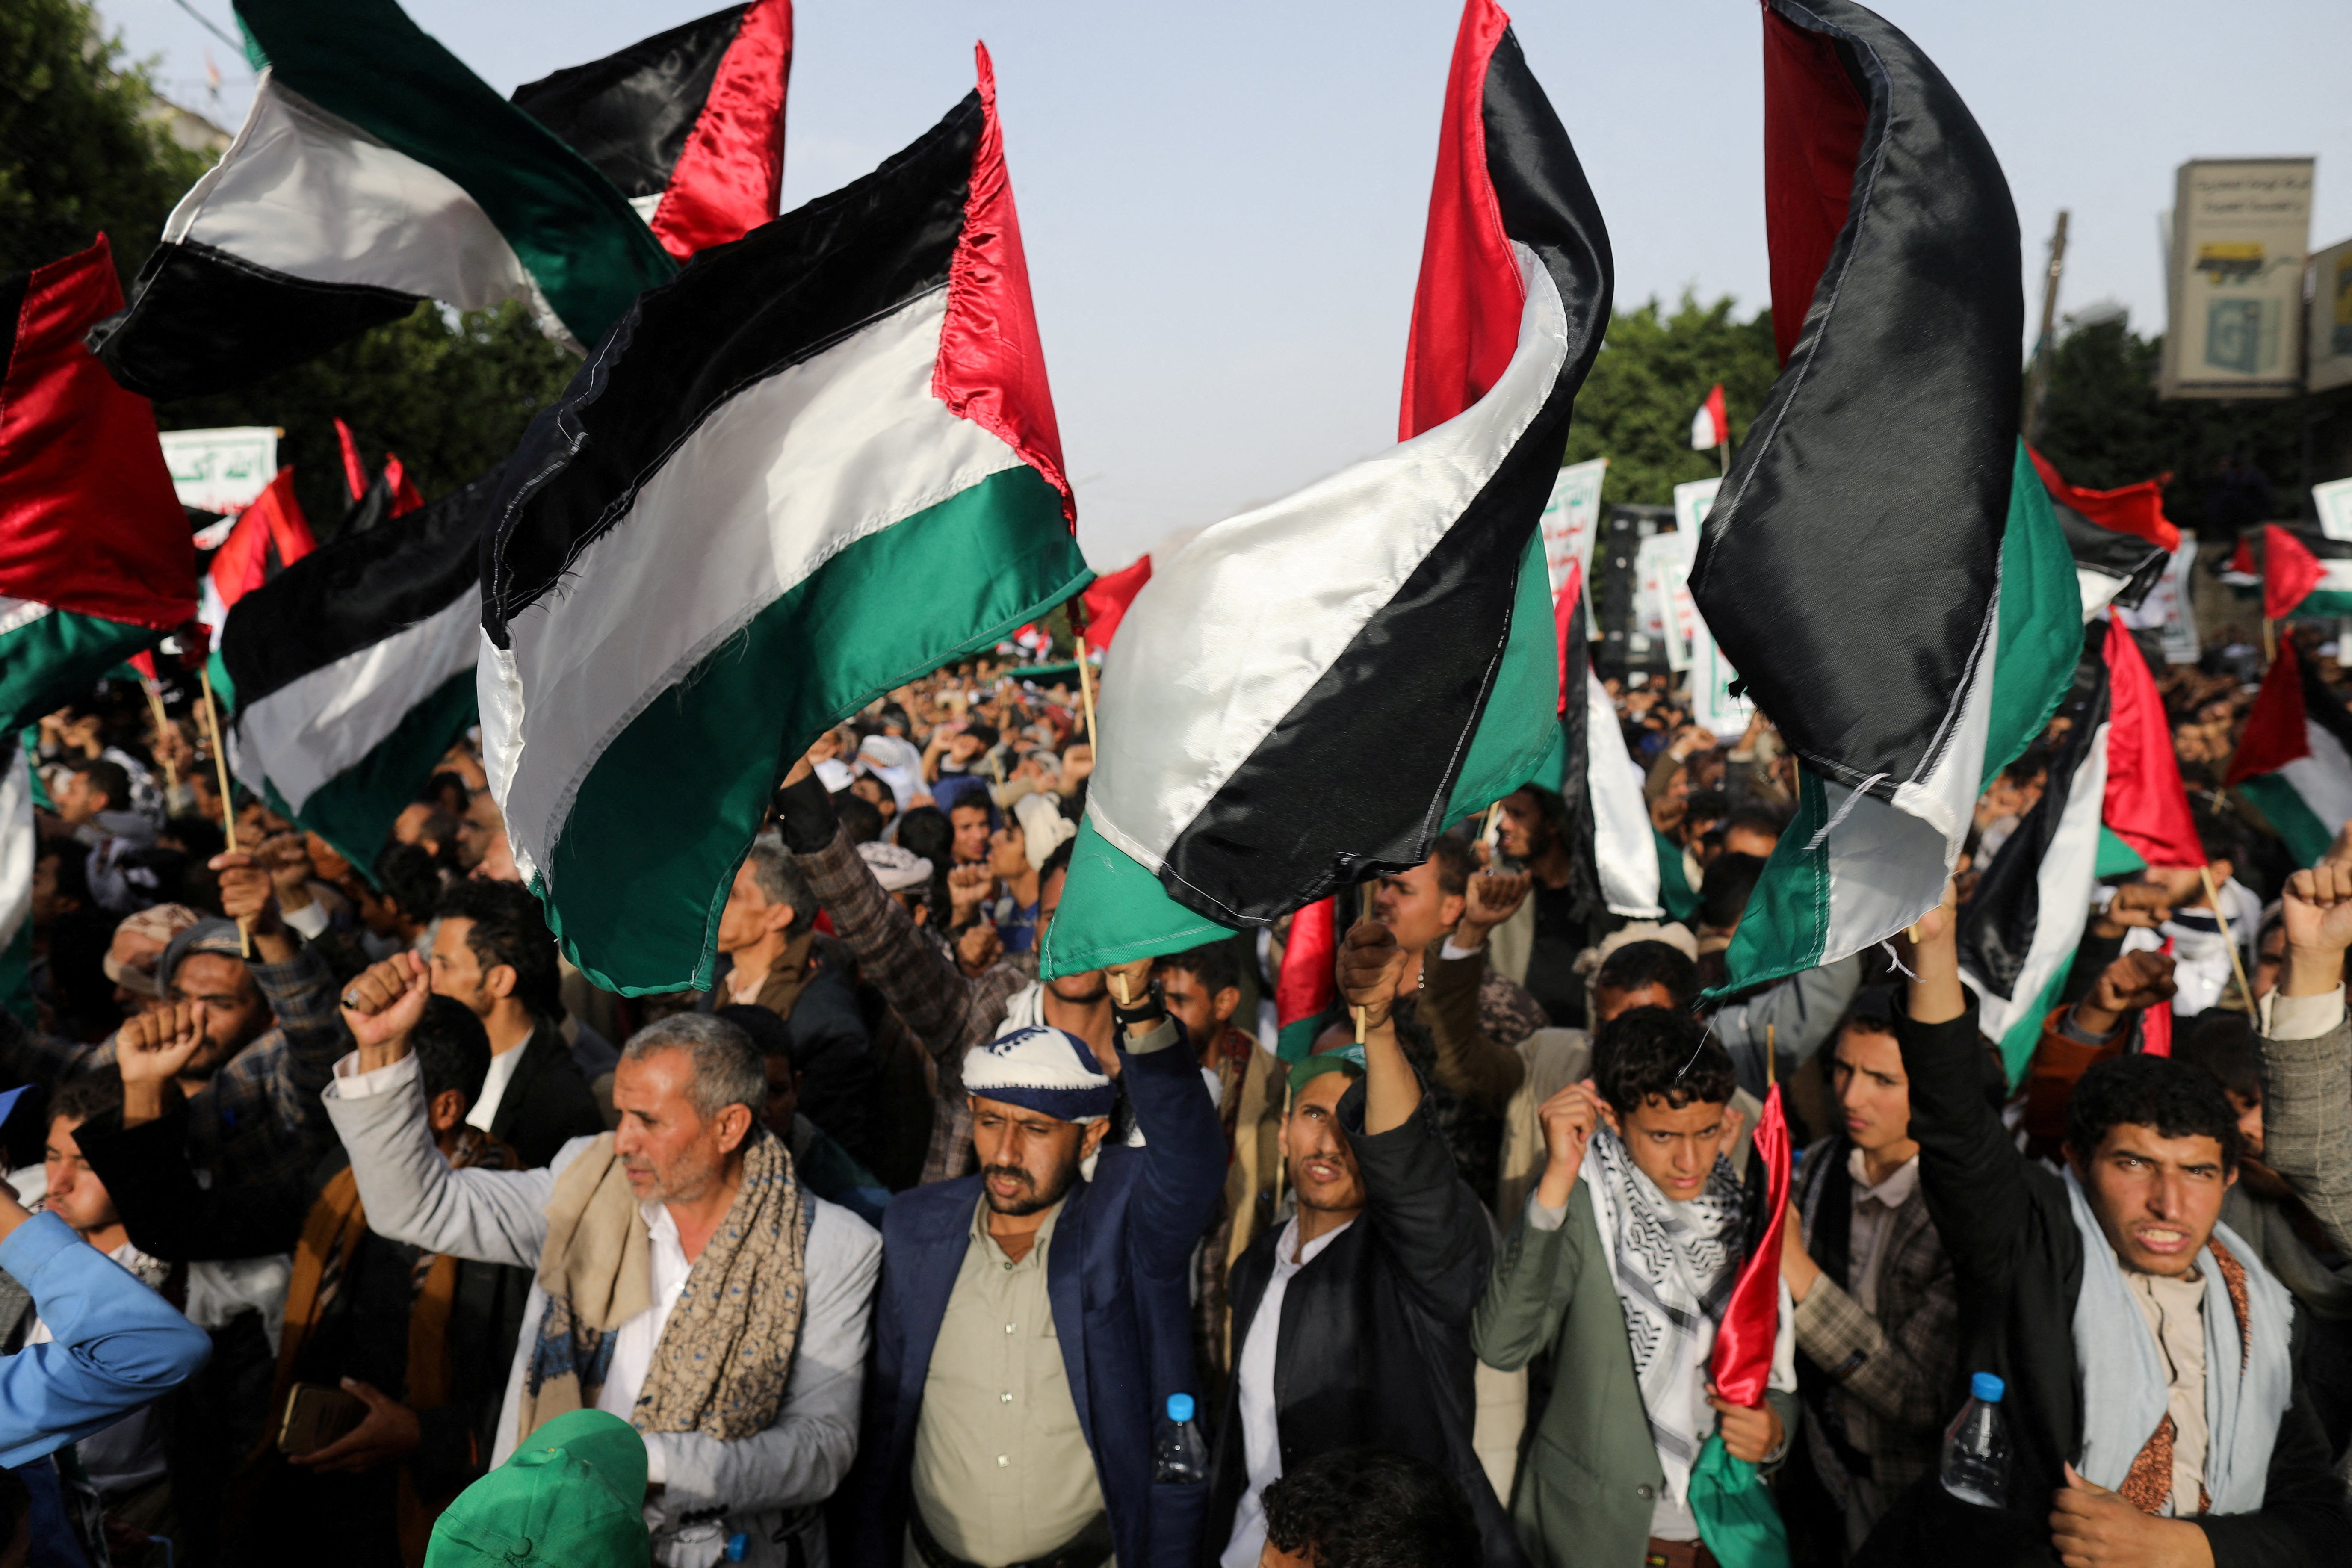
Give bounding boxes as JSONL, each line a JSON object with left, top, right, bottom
{"left": 3, "top": 633, "right": 2351, "bottom": 1568}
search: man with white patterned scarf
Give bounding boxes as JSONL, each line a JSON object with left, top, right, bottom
{"left": 1475, "top": 1006, "right": 1796, "bottom": 1568}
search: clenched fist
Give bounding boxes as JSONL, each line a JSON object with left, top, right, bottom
{"left": 339, "top": 952, "right": 431, "bottom": 1068}
{"left": 1338, "top": 919, "right": 1407, "bottom": 1029}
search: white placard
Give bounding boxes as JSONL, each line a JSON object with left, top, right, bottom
{"left": 1637, "top": 529, "right": 1699, "bottom": 671}
{"left": 2315, "top": 477, "right": 2352, "bottom": 543}
{"left": 1540, "top": 458, "right": 1608, "bottom": 602}
{"left": 158, "top": 427, "right": 276, "bottom": 514}
{"left": 2117, "top": 540, "right": 2201, "bottom": 663}
{"left": 1691, "top": 617, "right": 1754, "bottom": 738}
{"left": 1673, "top": 475, "right": 1723, "bottom": 536}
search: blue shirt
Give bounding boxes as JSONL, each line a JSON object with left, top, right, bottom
{"left": 0, "top": 1213, "right": 210, "bottom": 1468}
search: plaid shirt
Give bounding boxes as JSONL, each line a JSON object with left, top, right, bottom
{"left": 0, "top": 942, "right": 347, "bottom": 1195}
{"left": 796, "top": 827, "right": 1025, "bottom": 1184}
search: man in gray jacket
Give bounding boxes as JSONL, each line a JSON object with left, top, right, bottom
{"left": 324, "top": 953, "right": 881, "bottom": 1567}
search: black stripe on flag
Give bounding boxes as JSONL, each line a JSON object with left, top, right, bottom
{"left": 1692, "top": 0, "right": 2021, "bottom": 791}
{"left": 2299, "top": 647, "right": 2352, "bottom": 759}
{"left": 1956, "top": 630, "right": 2107, "bottom": 1002}
{"left": 221, "top": 472, "right": 494, "bottom": 710}
{"left": 2052, "top": 493, "right": 2168, "bottom": 611}
{"left": 511, "top": 5, "right": 748, "bottom": 199}
{"left": 88, "top": 240, "right": 421, "bottom": 401}
{"left": 1155, "top": 28, "right": 1612, "bottom": 910}
{"left": 0, "top": 266, "right": 29, "bottom": 384}
{"left": 482, "top": 89, "right": 981, "bottom": 648}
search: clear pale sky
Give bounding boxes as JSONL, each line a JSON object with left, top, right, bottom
{"left": 100, "top": 0, "right": 2352, "bottom": 568}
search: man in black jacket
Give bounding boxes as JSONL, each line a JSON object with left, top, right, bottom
{"left": 425, "top": 881, "right": 603, "bottom": 1167}
{"left": 1206, "top": 917, "right": 1518, "bottom": 1568}
{"left": 1862, "top": 883, "right": 2349, "bottom": 1567}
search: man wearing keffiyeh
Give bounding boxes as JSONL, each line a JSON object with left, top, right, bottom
{"left": 1476, "top": 1007, "right": 1797, "bottom": 1568}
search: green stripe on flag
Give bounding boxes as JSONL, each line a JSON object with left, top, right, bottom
{"left": 0, "top": 607, "right": 164, "bottom": 735}
{"left": 2094, "top": 824, "right": 2146, "bottom": 879}
{"left": 2235, "top": 772, "right": 2335, "bottom": 868}
{"left": 1443, "top": 529, "right": 1567, "bottom": 824}
{"left": 1997, "top": 957, "right": 2075, "bottom": 1088}
{"left": 238, "top": 0, "right": 677, "bottom": 345}
{"left": 2289, "top": 589, "right": 2352, "bottom": 620}
{"left": 1719, "top": 770, "right": 1832, "bottom": 983}
{"left": 1981, "top": 440, "right": 2083, "bottom": 788}
{"left": 1654, "top": 826, "right": 1700, "bottom": 923}
{"left": 265, "top": 668, "right": 478, "bottom": 880}
{"left": 1039, "top": 818, "right": 1239, "bottom": 978}
{"left": 542, "top": 465, "right": 1092, "bottom": 994}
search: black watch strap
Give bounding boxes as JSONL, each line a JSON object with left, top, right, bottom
{"left": 1111, "top": 979, "right": 1167, "bottom": 1030}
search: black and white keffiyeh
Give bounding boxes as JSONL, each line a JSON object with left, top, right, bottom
{"left": 1585, "top": 1125, "right": 1743, "bottom": 1503}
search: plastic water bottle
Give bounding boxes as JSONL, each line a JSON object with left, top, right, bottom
{"left": 1940, "top": 1371, "right": 2012, "bottom": 1508}
{"left": 1153, "top": 1393, "right": 1209, "bottom": 1483}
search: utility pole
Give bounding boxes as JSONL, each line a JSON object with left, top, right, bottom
{"left": 2022, "top": 209, "right": 2069, "bottom": 445}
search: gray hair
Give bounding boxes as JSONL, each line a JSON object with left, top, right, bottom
{"left": 622, "top": 1013, "right": 767, "bottom": 1122}
{"left": 742, "top": 834, "right": 818, "bottom": 928}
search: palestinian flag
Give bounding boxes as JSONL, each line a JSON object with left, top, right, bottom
{"left": 88, "top": 0, "right": 676, "bottom": 401}
{"left": 1959, "top": 632, "right": 2110, "bottom": 1082}
{"left": 512, "top": 0, "right": 792, "bottom": 261}
{"left": 334, "top": 418, "right": 425, "bottom": 530}
{"left": 0, "top": 237, "right": 196, "bottom": 734}
{"left": 1273, "top": 897, "right": 1339, "bottom": 1060}
{"left": 1042, "top": 0, "right": 1613, "bottom": 975}
{"left": 2227, "top": 639, "right": 2352, "bottom": 866}
{"left": 1689, "top": 0, "right": 2077, "bottom": 995}
{"left": 199, "top": 466, "right": 314, "bottom": 639}
{"left": 2100, "top": 614, "right": 2203, "bottom": 871}
{"left": 222, "top": 473, "right": 493, "bottom": 873}
{"left": 1078, "top": 553, "right": 1152, "bottom": 650}
{"left": 1560, "top": 571, "right": 1663, "bottom": 919}
{"left": 2260, "top": 524, "right": 2352, "bottom": 620}
{"left": 2030, "top": 447, "right": 2175, "bottom": 619}
{"left": 480, "top": 47, "right": 1090, "bottom": 994}
{"left": 0, "top": 736, "right": 34, "bottom": 1025}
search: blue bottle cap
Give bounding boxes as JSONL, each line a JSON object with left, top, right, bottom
{"left": 724, "top": 1533, "right": 749, "bottom": 1561}
{"left": 1167, "top": 1393, "right": 1195, "bottom": 1423}
{"left": 1971, "top": 1371, "right": 2005, "bottom": 1403}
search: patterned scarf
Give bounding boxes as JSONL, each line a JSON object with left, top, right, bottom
{"left": 520, "top": 1127, "right": 809, "bottom": 1444}
{"left": 1584, "top": 1126, "right": 1744, "bottom": 1506}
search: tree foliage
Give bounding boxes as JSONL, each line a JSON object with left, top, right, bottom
{"left": 0, "top": 0, "right": 210, "bottom": 283}
{"left": 157, "top": 302, "right": 581, "bottom": 533}
{"left": 1563, "top": 293, "right": 1780, "bottom": 510}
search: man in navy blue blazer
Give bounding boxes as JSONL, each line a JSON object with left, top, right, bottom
{"left": 848, "top": 956, "right": 1225, "bottom": 1568}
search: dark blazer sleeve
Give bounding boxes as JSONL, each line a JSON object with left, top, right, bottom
{"left": 1339, "top": 1087, "right": 1491, "bottom": 1325}
{"left": 72, "top": 1106, "right": 311, "bottom": 1261}
{"left": 2195, "top": 1365, "right": 2352, "bottom": 1566}
{"left": 1896, "top": 1005, "right": 2033, "bottom": 1296}
{"left": 787, "top": 966, "right": 879, "bottom": 1172}
{"left": 494, "top": 1034, "right": 605, "bottom": 1169}
{"left": 840, "top": 1206, "right": 916, "bottom": 1568}
{"left": 1117, "top": 1020, "right": 1227, "bottom": 1282}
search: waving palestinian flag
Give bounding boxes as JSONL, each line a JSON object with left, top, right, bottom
{"left": 89, "top": 0, "right": 676, "bottom": 401}
{"left": 2030, "top": 448, "right": 2176, "bottom": 620}
{"left": 1042, "top": 0, "right": 1612, "bottom": 975}
{"left": 1689, "top": 0, "right": 2077, "bottom": 995}
{"left": 482, "top": 47, "right": 1089, "bottom": 993}
{"left": 512, "top": 0, "right": 792, "bottom": 260}
{"left": 223, "top": 474, "right": 495, "bottom": 872}
{"left": 2227, "top": 638, "right": 2352, "bottom": 867}
{"left": 2259, "top": 524, "right": 2352, "bottom": 621}
{"left": 0, "top": 238, "right": 196, "bottom": 734}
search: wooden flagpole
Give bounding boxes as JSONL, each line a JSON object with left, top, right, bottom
{"left": 1074, "top": 633, "right": 1100, "bottom": 752}
{"left": 139, "top": 679, "right": 178, "bottom": 801}
{"left": 2201, "top": 864, "right": 2256, "bottom": 1016}
{"left": 196, "top": 664, "right": 249, "bottom": 957}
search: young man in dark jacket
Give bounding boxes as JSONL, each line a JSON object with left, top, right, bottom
{"left": 1862, "top": 881, "right": 2349, "bottom": 1566}
{"left": 1207, "top": 917, "right": 1519, "bottom": 1568}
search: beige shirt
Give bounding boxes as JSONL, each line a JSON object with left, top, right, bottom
{"left": 2126, "top": 1269, "right": 2209, "bottom": 1515}
{"left": 909, "top": 1196, "right": 1106, "bottom": 1567}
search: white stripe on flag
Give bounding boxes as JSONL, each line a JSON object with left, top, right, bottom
{"left": 233, "top": 590, "right": 479, "bottom": 814}
{"left": 2076, "top": 565, "right": 2127, "bottom": 623}
{"left": 1587, "top": 667, "right": 1661, "bottom": 917}
{"left": 1968, "top": 721, "right": 2109, "bottom": 1046}
{"left": 2321, "top": 561, "right": 2352, "bottom": 595}
{"left": 482, "top": 286, "right": 1025, "bottom": 889}
{"left": 2281, "top": 720, "right": 2352, "bottom": 840}
{"left": 170, "top": 71, "right": 537, "bottom": 313}
{"left": 1087, "top": 247, "right": 1569, "bottom": 876}
{"left": 0, "top": 747, "right": 30, "bottom": 952}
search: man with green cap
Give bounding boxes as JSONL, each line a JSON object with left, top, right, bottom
{"left": 427, "top": 1408, "right": 651, "bottom": 1568}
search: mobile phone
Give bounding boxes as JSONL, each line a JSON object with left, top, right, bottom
{"left": 277, "top": 1383, "right": 369, "bottom": 1456}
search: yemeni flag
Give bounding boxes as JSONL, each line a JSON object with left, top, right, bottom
{"left": 88, "top": 0, "right": 676, "bottom": 401}
{"left": 1041, "top": 0, "right": 1613, "bottom": 976}
{"left": 1688, "top": 1084, "right": 1794, "bottom": 1568}
{"left": 2227, "top": 639, "right": 2352, "bottom": 866}
{"left": 1078, "top": 554, "right": 1152, "bottom": 650}
{"left": 1959, "top": 633, "right": 2112, "bottom": 1081}
{"left": 480, "top": 46, "right": 1090, "bottom": 994}
{"left": 2260, "top": 524, "right": 2352, "bottom": 620}
{"left": 1688, "top": 0, "right": 2078, "bottom": 995}
{"left": 1273, "top": 898, "right": 1340, "bottom": 1061}
{"left": 1690, "top": 382, "right": 1729, "bottom": 450}
{"left": 2030, "top": 447, "right": 2176, "bottom": 620}
{"left": 223, "top": 472, "right": 494, "bottom": 874}
{"left": 512, "top": 0, "right": 792, "bottom": 261}
{"left": 0, "top": 238, "right": 197, "bottom": 734}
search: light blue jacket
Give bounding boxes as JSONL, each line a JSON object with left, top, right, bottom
{"left": 0, "top": 1212, "right": 209, "bottom": 1467}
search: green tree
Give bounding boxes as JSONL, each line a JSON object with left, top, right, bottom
{"left": 2033, "top": 315, "right": 2352, "bottom": 534}
{"left": 1563, "top": 293, "right": 1780, "bottom": 508}
{"left": 0, "top": 0, "right": 211, "bottom": 283}
{"left": 157, "top": 301, "right": 580, "bottom": 532}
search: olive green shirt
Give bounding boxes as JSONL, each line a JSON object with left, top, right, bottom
{"left": 908, "top": 1196, "right": 1108, "bottom": 1566}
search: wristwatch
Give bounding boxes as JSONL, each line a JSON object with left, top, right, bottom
{"left": 1111, "top": 977, "right": 1168, "bottom": 1031}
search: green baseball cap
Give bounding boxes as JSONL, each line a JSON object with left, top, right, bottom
{"left": 425, "top": 1409, "right": 651, "bottom": 1568}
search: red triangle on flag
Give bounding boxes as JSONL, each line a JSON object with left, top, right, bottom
{"left": 382, "top": 455, "right": 425, "bottom": 517}
{"left": 2264, "top": 524, "right": 2324, "bottom": 621}
{"left": 2102, "top": 616, "right": 2204, "bottom": 868}
{"left": 1274, "top": 896, "right": 1338, "bottom": 1037}
{"left": 0, "top": 236, "right": 197, "bottom": 631}
{"left": 334, "top": 418, "right": 370, "bottom": 503}
{"left": 648, "top": 0, "right": 792, "bottom": 260}
{"left": 1708, "top": 1084, "right": 1791, "bottom": 1407}
{"left": 2026, "top": 446, "right": 2178, "bottom": 552}
{"left": 209, "top": 468, "right": 316, "bottom": 614}
{"left": 1078, "top": 554, "right": 1152, "bottom": 650}
{"left": 1553, "top": 558, "right": 1583, "bottom": 716}
{"left": 2224, "top": 638, "right": 2310, "bottom": 785}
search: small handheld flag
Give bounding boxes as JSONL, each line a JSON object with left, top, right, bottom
{"left": 1690, "top": 382, "right": 1728, "bottom": 451}
{"left": 1273, "top": 898, "right": 1338, "bottom": 1061}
